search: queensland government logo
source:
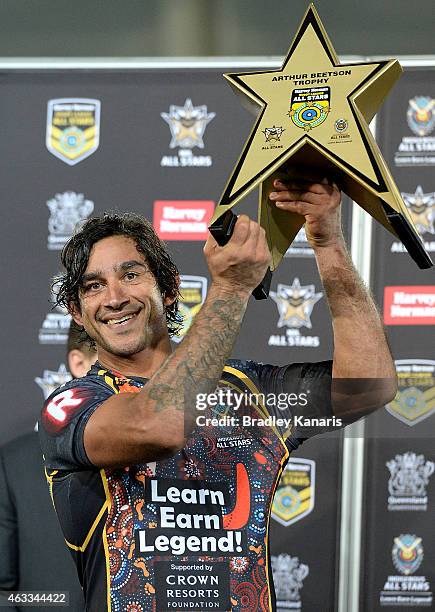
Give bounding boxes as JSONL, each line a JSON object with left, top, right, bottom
{"left": 272, "top": 458, "right": 315, "bottom": 526}
{"left": 160, "top": 98, "right": 215, "bottom": 167}
{"left": 47, "top": 191, "right": 94, "bottom": 250}
{"left": 269, "top": 278, "right": 323, "bottom": 347}
{"left": 46, "top": 98, "right": 101, "bottom": 165}
{"left": 172, "top": 275, "right": 207, "bottom": 344}
{"left": 395, "top": 96, "right": 435, "bottom": 167}
{"left": 289, "top": 86, "right": 330, "bottom": 131}
{"left": 385, "top": 360, "right": 435, "bottom": 426}
{"left": 387, "top": 451, "right": 434, "bottom": 511}
{"left": 271, "top": 554, "right": 309, "bottom": 611}
{"left": 381, "top": 534, "right": 432, "bottom": 607}
{"left": 391, "top": 186, "right": 435, "bottom": 254}
{"left": 35, "top": 364, "right": 72, "bottom": 400}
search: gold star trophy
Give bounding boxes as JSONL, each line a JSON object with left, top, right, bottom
{"left": 209, "top": 4, "right": 433, "bottom": 299}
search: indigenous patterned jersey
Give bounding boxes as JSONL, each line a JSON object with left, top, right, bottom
{"left": 39, "top": 359, "right": 333, "bottom": 612}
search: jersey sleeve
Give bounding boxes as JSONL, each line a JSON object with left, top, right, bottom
{"left": 230, "top": 359, "right": 338, "bottom": 451}
{"left": 38, "top": 378, "right": 114, "bottom": 471}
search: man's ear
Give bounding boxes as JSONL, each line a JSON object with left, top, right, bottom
{"left": 68, "top": 349, "right": 91, "bottom": 379}
{"left": 163, "top": 274, "right": 180, "bottom": 307}
{"left": 69, "top": 302, "right": 84, "bottom": 326}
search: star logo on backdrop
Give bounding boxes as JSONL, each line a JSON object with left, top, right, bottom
{"left": 161, "top": 98, "right": 215, "bottom": 149}
{"left": 401, "top": 186, "right": 435, "bottom": 236}
{"left": 35, "top": 364, "right": 72, "bottom": 400}
{"left": 270, "top": 278, "right": 323, "bottom": 329}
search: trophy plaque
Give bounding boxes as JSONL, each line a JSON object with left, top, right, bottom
{"left": 209, "top": 4, "right": 433, "bottom": 299}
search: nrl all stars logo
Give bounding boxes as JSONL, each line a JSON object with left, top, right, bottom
{"left": 160, "top": 98, "right": 215, "bottom": 167}
{"left": 391, "top": 186, "right": 435, "bottom": 253}
{"left": 289, "top": 86, "right": 330, "bottom": 132}
{"left": 269, "top": 278, "right": 323, "bottom": 347}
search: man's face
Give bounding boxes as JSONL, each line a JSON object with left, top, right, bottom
{"left": 71, "top": 235, "right": 173, "bottom": 357}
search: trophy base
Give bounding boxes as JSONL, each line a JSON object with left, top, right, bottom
{"left": 209, "top": 211, "right": 272, "bottom": 300}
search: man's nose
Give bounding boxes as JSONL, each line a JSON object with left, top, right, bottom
{"left": 104, "top": 280, "right": 129, "bottom": 309}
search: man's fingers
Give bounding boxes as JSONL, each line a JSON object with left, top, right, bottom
{"left": 272, "top": 200, "right": 317, "bottom": 216}
{"left": 273, "top": 178, "right": 333, "bottom": 196}
{"left": 270, "top": 188, "right": 321, "bottom": 205}
{"left": 231, "top": 214, "right": 251, "bottom": 246}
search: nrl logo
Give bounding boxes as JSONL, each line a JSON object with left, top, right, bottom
{"left": 401, "top": 186, "right": 435, "bottom": 236}
{"left": 161, "top": 98, "right": 215, "bottom": 149}
{"left": 289, "top": 86, "right": 330, "bottom": 131}
{"left": 47, "top": 191, "right": 94, "bottom": 250}
{"left": 270, "top": 278, "right": 323, "bottom": 329}
{"left": 271, "top": 554, "right": 309, "bottom": 605}
{"left": 35, "top": 364, "right": 72, "bottom": 400}
{"left": 272, "top": 458, "right": 315, "bottom": 526}
{"left": 386, "top": 452, "right": 434, "bottom": 511}
{"left": 392, "top": 534, "right": 424, "bottom": 576}
{"left": 386, "top": 359, "right": 435, "bottom": 426}
{"left": 46, "top": 98, "right": 101, "bottom": 165}
{"left": 172, "top": 275, "right": 207, "bottom": 344}
{"left": 407, "top": 96, "right": 435, "bottom": 137}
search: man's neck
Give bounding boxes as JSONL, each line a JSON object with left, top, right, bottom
{"left": 96, "top": 338, "right": 172, "bottom": 379}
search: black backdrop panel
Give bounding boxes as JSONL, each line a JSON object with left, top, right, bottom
{"left": 361, "top": 67, "right": 435, "bottom": 611}
{"left": 0, "top": 67, "right": 350, "bottom": 611}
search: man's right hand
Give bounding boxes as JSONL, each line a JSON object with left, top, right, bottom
{"left": 204, "top": 214, "right": 271, "bottom": 298}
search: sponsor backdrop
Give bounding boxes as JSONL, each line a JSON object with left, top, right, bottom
{"left": 1, "top": 65, "right": 431, "bottom": 610}
{"left": 361, "top": 67, "right": 435, "bottom": 610}
{"left": 0, "top": 66, "right": 348, "bottom": 611}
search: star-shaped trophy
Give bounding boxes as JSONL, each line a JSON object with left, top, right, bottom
{"left": 209, "top": 4, "right": 433, "bottom": 299}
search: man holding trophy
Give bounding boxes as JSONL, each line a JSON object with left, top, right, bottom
{"left": 39, "top": 5, "right": 431, "bottom": 611}
{"left": 37, "top": 192, "right": 396, "bottom": 611}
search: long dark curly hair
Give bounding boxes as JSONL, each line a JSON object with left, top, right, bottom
{"left": 54, "top": 212, "right": 182, "bottom": 338}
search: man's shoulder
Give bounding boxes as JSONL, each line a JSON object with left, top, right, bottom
{"left": 39, "top": 365, "right": 115, "bottom": 443}
{"left": 45, "top": 365, "right": 114, "bottom": 404}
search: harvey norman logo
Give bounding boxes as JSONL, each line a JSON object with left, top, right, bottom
{"left": 384, "top": 286, "right": 435, "bottom": 325}
{"left": 153, "top": 201, "right": 214, "bottom": 241}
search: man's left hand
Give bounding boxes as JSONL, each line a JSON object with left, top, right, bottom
{"left": 269, "top": 173, "right": 343, "bottom": 248}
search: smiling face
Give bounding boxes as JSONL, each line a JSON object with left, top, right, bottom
{"left": 71, "top": 235, "right": 174, "bottom": 359}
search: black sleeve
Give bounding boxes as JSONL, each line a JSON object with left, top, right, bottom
{"left": 38, "top": 378, "right": 113, "bottom": 472}
{"left": 0, "top": 448, "right": 18, "bottom": 593}
{"left": 253, "top": 360, "right": 342, "bottom": 447}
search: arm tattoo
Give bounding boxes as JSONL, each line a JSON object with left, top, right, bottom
{"left": 146, "top": 293, "right": 247, "bottom": 419}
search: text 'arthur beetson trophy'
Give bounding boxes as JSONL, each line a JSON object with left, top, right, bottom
{"left": 209, "top": 4, "right": 433, "bottom": 299}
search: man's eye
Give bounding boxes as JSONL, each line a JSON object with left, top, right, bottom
{"left": 84, "top": 282, "right": 101, "bottom": 292}
{"left": 125, "top": 272, "right": 138, "bottom": 281}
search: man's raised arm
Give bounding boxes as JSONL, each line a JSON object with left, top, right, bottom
{"left": 269, "top": 174, "right": 398, "bottom": 422}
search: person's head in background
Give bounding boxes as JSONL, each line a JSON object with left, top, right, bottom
{"left": 67, "top": 320, "right": 97, "bottom": 379}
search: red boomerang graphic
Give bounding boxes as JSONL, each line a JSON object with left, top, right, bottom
{"left": 223, "top": 463, "right": 250, "bottom": 529}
